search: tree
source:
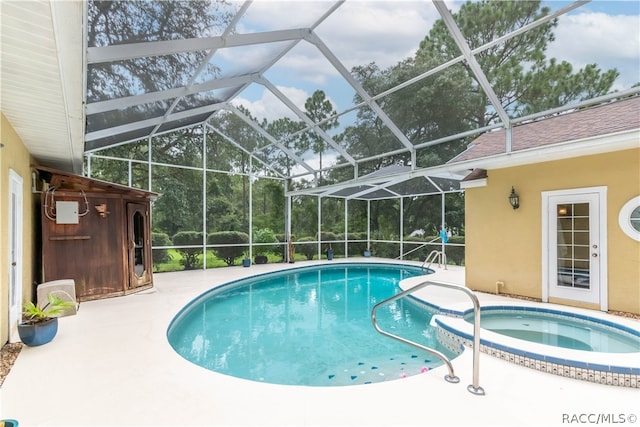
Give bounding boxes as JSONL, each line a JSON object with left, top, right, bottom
{"left": 415, "top": 0, "right": 618, "bottom": 125}
{"left": 303, "top": 90, "right": 339, "bottom": 183}
{"left": 152, "top": 166, "right": 203, "bottom": 237}
{"left": 343, "top": 60, "right": 471, "bottom": 172}
{"left": 265, "top": 117, "right": 307, "bottom": 178}
{"left": 336, "top": 0, "right": 619, "bottom": 242}
{"left": 86, "top": 0, "right": 234, "bottom": 102}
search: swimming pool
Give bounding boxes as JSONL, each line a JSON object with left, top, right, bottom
{"left": 167, "top": 263, "right": 459, "bottom": 386}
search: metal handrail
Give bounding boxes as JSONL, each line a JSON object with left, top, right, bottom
{"left": 422, "top": 250, "right": 447, "bottom": 270}
{"left": 371, "top": 279, "right": 485, "bottom": 395}
{"left": 397, "top": 237, "right": 441, "bottom": 259}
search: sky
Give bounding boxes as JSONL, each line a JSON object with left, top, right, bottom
{"left": 228, "top": 0, "right": 640, "bottom": 124}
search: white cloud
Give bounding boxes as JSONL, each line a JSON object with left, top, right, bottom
{"left": 548, "top": 12, "right": 640, "bottom": 89}
{"left": 232, "top": 1, "right": 444, "bottom": 85}
{"left": 229, "top": 1, "right": 638, "bottom": 114}
{"left": 291, "top": 151, "right": 341, "bottom": 178}
{"left": 233, "top": 85, "right": 341, "bottom": 123}
{"left": 314, "top": 1, "right": 443, "bottom": 70}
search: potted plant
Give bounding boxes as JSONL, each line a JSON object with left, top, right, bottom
{"left": 18, "top": 294, "right": 75, "bottom": 346}
{"left": 241, "top": 250, "right": 251, "bottom": 267}
{"left": 325, "top": 244, "right": 334, "bottom": 260}
{"left": 242, "top": 255, "right": 251, "bottom": 267}
{"left": 253, "top": 228, "right": 278, "bottom": 264}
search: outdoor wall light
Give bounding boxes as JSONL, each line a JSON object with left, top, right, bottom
{"left": 508, "top": 186, "right": 520, "bottom": 209}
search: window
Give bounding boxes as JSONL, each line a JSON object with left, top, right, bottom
{"left": 618, "top": 196, "right": 640, "bottom": 241}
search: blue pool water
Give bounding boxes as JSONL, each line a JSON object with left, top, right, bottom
{"left": 467, "top": 308, "right": 640, "bottom": 353}
{"left": 168, "top": 263, "right": 458, "bottom": 386}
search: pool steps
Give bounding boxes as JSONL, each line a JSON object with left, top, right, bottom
{"left": 372, "top": 279, "right": 485, "bottom": 395}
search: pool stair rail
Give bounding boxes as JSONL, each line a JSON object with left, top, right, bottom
{"left": 422, "top": 250, "right": 447, "bottom": 270}
{"left": 371, "top": 280, "right": 485, "bottom": 395}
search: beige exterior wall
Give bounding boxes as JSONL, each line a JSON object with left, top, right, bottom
{"left": 1, "top": 113, "right": 37, "bottom": 345}
{"left": 465, "top": 147, "right": 640, "bottom": 315}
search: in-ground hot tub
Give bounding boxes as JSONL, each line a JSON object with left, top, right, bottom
{"left": 432, "top": 304, "right": 640, "bottom": 388}
{"left": 466, "top": 306, "right": 640, "bottom": 353}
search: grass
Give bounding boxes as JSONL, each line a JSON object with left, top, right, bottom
{"left": 153, "top": 249, "right": 311, "bottom": 273}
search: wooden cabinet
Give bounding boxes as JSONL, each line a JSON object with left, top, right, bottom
{"left": 36, "top": 166, "right": 156, "bottom": 301}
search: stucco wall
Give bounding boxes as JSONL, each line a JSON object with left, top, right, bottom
{"left": 1, "top": 113, "right": 37, "bottom": 345}
{"left": 465, "top": 147, "right": 640, "bottom": 314}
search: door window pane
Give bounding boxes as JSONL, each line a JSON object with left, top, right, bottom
{"left": 556, "top": 202, "right": 590, "bottom": 289}
{"left": 133, "top": 211, "right": 145, "bottom": 277}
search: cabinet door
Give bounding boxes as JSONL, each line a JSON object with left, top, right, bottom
{"left": 127, "top": 203, "right": 152, "bottom": 289}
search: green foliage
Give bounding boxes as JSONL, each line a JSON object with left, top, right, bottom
{"left": 415, "top": 0, "right": 617, "bottom": 125}
{"left": 444, "top": 236, "right": 466, "bottom": 266}
{"left": 291, "top": 195, "right": 319, "bottom": 237}
{"left": 302, "top": 90, "right": 339, "bottom": 184}
{"left": 86, "top": 0, "right": 620, "bottom": 269}
{"left": 207, "top": 231, "right": 249, "bottom": 266}
{"left": 207, "top": 196, "right": 241, "bottom": 231}
{"left": 152, "top": 232, "right": 172, "bottom": 266}
{"left": 172, "top": 231, "right": 204, "bottom": 270}
{"left": 401, "top": 235, "right": 465, "bottom": 265}
{"left": 374, "top": 242, "right": 400, "bottom": 259}
{"left": 153, "top": 166, "right": 203, "bottom": 237}
{"left": 87, "top": 1, "right": 234, "bottom": 102}
{"left": 253, "top": 228, "right": 279, "bottom": 256}
{"left": 265, "top": 118, "right": 308, "bottom": 176}
{"left": 22, "top": 294, "right": 76, "bottom": 325}
{"left": 346, "top": 232, "right": 368, "bottom": 255}
{"left": 153, "top": 249, "right": 183, "bottom": 272}
{"left": 252, "top": 180, "right": 286, "bottom": 232}
{"left": 296, "top": 236, "right": 317, "bottom": 260}
{"left": 319, "top": 231, "right": 338, "bottom": 253}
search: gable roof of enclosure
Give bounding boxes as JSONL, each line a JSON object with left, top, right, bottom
{"left": 81, "top": 1, "right": 628, "bottom": 170}
{"left": 287, "top": 164, "right": 465, "bottom": 200}
{"left": 2, "top": 1, "right": 639, "bottom": 190}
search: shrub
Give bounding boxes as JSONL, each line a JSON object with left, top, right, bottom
{"left": 444, "top": 236, "right": 465, "bottom": 265}
{"left": 319, "top": 231, "right": 338, "bottom": 254}
{"left": 346, "top": 232, "right": 367, "bottom": 255}
{"left": 152, "top": 232, "right": 172, "bottom": 267}
{"left": 207, "top": 231, "right": 249, "bottom": 266}
{"left": 401, "top": 235, "right": 465, "bottom": 265}
{"left": 276, "top": 234, "right": 294, "bottom": 260}
{"left": 375, "top": 242, "right": 400, "bottom": 259}
{"left": 403, "top": 235, "right": 433, "bottom": 262}
{"left": 296, "top": 236, "right": 317, "bottom": 260}
{"left": 253, "top": 228, "right": 279, "bottom": 256}
{"left": 172, "top": 231, "right": 204, "bottom": 270}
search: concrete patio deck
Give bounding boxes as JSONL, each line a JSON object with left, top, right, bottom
{"left": 1, "top": 259, "right": 638, "bottom": 426}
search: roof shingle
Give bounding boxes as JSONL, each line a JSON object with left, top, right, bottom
{"left": 449, "top": 96, "right": 640, "bottom": 163}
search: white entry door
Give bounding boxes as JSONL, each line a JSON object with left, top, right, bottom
{"left": 542, "top": 187, "right": 607, "bottom": 310}
{"left": 8, "top": 170, "right": 23, "bottom": 342}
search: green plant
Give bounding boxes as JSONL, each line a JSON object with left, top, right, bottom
{"left": 296, "top": 236, "right": 317, "bottom": 260}
{"left": 172, "top": 231, "right": 204, "bottom": 270}
{"left": 253, "top": 228, "right": 279, "bottom": 256}
{"left": 152, "top": 232, "right": 172, "bottom": 267}
{"left": 207, "top": 231, "right": 249, "bottom": 266}
{"left": 21, "top": 294, "right": 75, "bottom": 325}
